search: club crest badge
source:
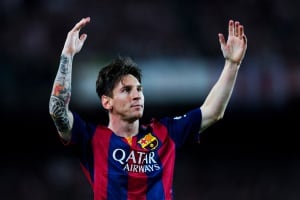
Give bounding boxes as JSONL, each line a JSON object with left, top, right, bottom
{"left": 138, "top": 133, "right": 158, "bottom": 150}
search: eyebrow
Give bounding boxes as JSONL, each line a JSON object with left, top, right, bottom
{"left": 120, "top": 83, "right": 142, "bottom": 92}
{"left": 121, "top": 84, "right": 142, "bottom": 89}
{"left": 118, "top": 77, "right": 142, "bottom": 90}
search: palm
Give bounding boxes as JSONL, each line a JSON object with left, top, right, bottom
{"left": 223, "top": 35, "right": 246, "bottom": 62}
{"left": 219, "top": 20, "right": 247, "bottom": 64}
{"left": 62, "top": 17, "right": 90, "bottom": 56}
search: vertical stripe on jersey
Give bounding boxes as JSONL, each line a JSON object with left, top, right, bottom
{"left": 92, "top": 126, "right": 112, "bottom": 200}
{"left": 107, "top": 134, "right": 130, "bottom": 200}
{"left": 153, "top": 121, "right": 175, "bottom": 200}
{"left": 127, "top": 136, "right": 148, "bottom": 200}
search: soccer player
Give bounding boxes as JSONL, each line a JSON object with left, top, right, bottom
{"left": 49, "top": 17, "right": 247, "bottom": 200}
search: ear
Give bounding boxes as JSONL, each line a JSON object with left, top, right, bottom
{"left": 101, "top": 95, "right": 112, "bottom": 110}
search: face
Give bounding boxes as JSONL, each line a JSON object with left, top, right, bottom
{"left": 109, "top": 74, "right": 144, "bottom": 122}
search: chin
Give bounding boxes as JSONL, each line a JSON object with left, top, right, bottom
{"left": 135, "top": 112, "right": 144, "bottom": 119}
{"left": 129, "top": 109, "right": 144, "bottom": 120}
{"left": 136, "top": 113, "right": 143, "bottom": 119}
{"left": 128, "top": 114, "right": 143, "bottom": 123}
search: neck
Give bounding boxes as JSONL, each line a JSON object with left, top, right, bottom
{"left": 108, "top": 117, "right": 139, "bottom": 138}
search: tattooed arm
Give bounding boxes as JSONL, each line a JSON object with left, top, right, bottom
{"left": 49, "top": 17, "right": 91, "bottom": 141}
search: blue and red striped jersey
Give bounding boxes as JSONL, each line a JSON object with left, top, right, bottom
{"left": 68, "top": 108, "right": 201, "bottom": 200}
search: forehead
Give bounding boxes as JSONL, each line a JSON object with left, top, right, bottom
{"left": 116, "top": 74, "right": 141, "bottom": 87}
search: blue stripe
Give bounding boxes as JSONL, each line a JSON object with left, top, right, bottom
{"left": 107, "top": 134, "right": 130, "bottom": 200}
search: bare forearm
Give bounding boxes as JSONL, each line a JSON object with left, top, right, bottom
{"left": 203, "top": 60, "right": 239, "bottom": 113}
{"left": 49, "top": 54, "right": 73, "bottom": 139}
{"left": 200, "top": 19, "right": 246, "bottom": 132}
{"left": 200, "top": 60, "right": 239, "bottom": 129}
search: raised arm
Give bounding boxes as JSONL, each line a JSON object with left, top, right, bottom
{"left": 200, "top": 19, "right": 247, "bottom": 132}
{"left": 49, "top": 17, "right": 90, "bottom": 141}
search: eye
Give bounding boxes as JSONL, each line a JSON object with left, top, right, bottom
{"left": 137, "top": 86, "right": 143, "bottom": 92}
{"left": 122, "top": 86, "right": 131, "bottom": 93}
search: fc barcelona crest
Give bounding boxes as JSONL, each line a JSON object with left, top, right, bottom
{"left": 138, "top": 133, "right": 158, "bottom": 150}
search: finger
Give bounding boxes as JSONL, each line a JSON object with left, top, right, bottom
{"left": 228, "top": 20, "right": 234, "bottom": 36}
{"left": 72, "top": 17, "right": 91, "bottom": 32}
{"left": 79, "top": 34, "right": 87, "bottom": 42}
{"left": 239, "top": 25, "right": 244, "bottom": 40}
{"left": 243, "top": 34, "right": 247, "bottom": 46}
{"left": 218, "top": 33, "right": 225, "bottom": 47}
{"left": 234, "top": 21, "right": 240, "bottom": 36}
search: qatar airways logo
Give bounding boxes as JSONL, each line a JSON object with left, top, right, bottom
{"left": 112, "top": 149, "right": 160, "bottom": 173}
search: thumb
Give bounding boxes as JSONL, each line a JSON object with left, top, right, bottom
{"left": 218, "top": 33, "right": 225, "bottom": 48}
{"left": 80, "top": 34, "right": 87, "bottom": 42}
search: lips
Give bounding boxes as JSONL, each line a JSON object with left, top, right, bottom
{"left": 131, "top": 104, "right": 143, "bottom": 108}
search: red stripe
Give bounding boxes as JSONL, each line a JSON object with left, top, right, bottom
{"left": 127, "top": 172, "right": 148, "bottom": 200}
{"left": 92, "top": 125, "right": 112, "bottom": 200}
{"left": 153, "top": 121, "right": 175, "bottom": 200}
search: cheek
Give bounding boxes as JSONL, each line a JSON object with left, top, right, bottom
{"left": 141, "top": 94, "right": 145, "bottom": 102}
{"left": 114, "top": 95, "right": 129, "bottom": 107}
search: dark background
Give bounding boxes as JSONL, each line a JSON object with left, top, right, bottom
{"left": 1, "top": 0, "right": 300, "bottom": 199}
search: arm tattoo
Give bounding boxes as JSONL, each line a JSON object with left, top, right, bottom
{"left": 52, "top": 55, "right": 72, "bottom": 103}
{"left": 49, "top": 55, "right": 73, "bottom": 132}
{"left": 49, "top": 96, "right": 70, "bottom": 133}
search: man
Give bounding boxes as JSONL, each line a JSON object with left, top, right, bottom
{"left": 49, "top": 17, "right": 247, "bottom": 200}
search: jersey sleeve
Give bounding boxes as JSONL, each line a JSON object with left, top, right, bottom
{"left": 68, "top": 112, "right": 97, "bottom": 185}
{"left": 159, "top": 108, "right": 202, "bottom": 148}
{"left": 71, "top": 112, "right": 96, "bottom": 145}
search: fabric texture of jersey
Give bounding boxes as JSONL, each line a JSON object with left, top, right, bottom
{"left": 67, "top": 108, "right": 202, "bottom": 200}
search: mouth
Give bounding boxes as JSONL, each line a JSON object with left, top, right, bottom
{"left": 131, "top": 104, "right": 143, "bottom": 109}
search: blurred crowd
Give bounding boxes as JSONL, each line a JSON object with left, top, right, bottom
{"left": 1, "top": 0, "right": 300, "bottom": 112}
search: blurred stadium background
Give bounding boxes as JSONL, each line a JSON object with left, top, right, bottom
{"left": 1, "top": 0, "right": 300, "bottom": 199}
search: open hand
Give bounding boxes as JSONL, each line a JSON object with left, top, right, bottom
{"left": 62, "top": 17, "right": 91, "bottom": 56}
{"left": 218, "top": 20, "right": 247, "bottom": 65}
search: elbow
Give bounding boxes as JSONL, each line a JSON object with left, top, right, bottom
{"left": 209, "top": 111, "right": 225, "bottom": 125}
{"left": 200, "top": 104, "right": 226, "bottom": 129}
{"left": 48, "top": 96, "right": 73, "bottom": 142}
{"left": 212, "top": 113, "right": 224, "bottom": 124}
{"left": 216, "top": 111, "right": 225, "bottom": 121}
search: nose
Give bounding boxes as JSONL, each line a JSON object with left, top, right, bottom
{"left": 132, "top": 88, "right": 143, "bottom": 100}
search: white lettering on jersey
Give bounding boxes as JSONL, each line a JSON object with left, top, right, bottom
{"left": 112, "top": 148, "right": 160, "bottom": 173}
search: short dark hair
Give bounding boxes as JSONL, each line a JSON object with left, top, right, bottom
{"left": 96, "top": 56, "right": 142, "bottom": 98}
